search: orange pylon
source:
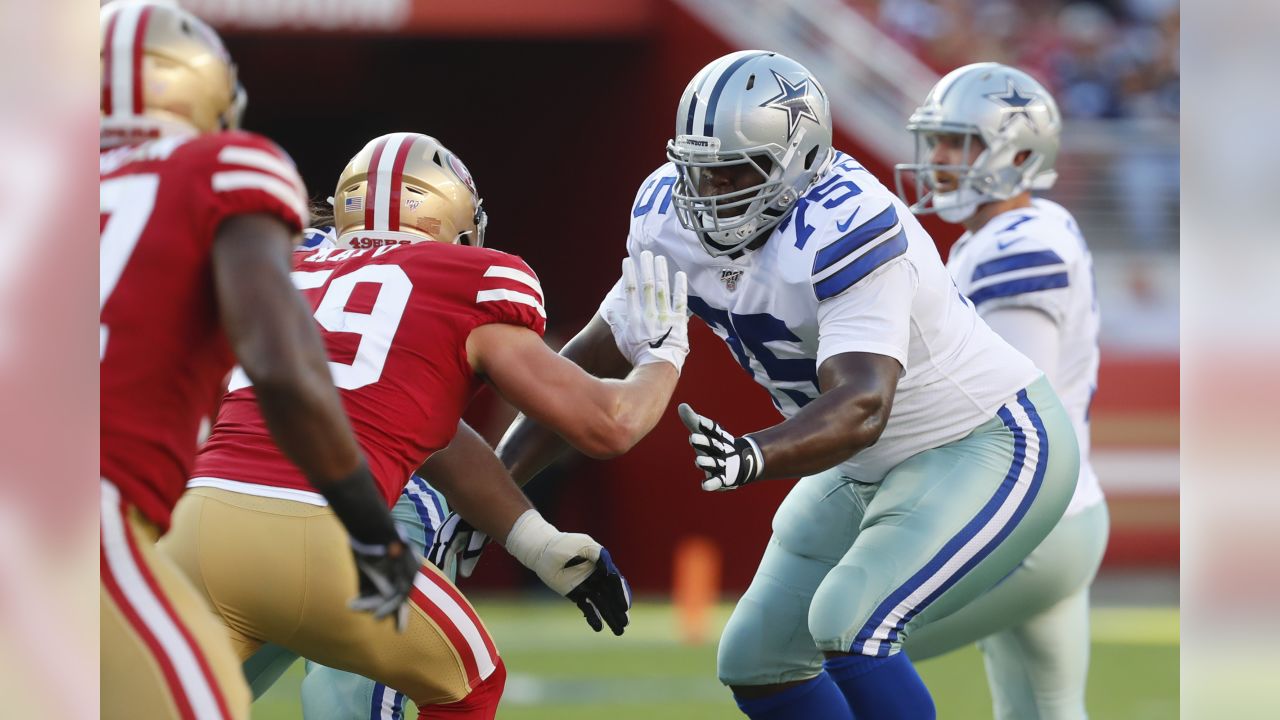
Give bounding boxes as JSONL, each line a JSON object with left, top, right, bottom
{"left": 673, "top": 536, "right": 721, "bottom": 645}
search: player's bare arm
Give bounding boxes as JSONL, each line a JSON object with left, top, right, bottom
{"left": 467, "top": 323, "right": 677, "bottom": 459}
{"left": 213, "top": 212, "right": 366, "bottom": 484}
{"left": 419, "top": 420, "right": 631, "bottom": 634}
{"left": 472, "top": 251, "right": 688, "bottom": 460}
{"left": 496, "top": 314, "right": 632, "bottom": 484}
{"left": 747, "top": 351, "right": 901, "bottom": 478}
{"left": 417, "top": 421, "right": 534, "bottom": 542}
{"left": 678, "top": 351, "right": 901, "bottom": 491}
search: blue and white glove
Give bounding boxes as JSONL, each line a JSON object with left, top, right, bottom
{"left": 426, "top": 512, "right": 490, "bottom": 579}
{"left": 504, "top": 510, "right": 632, "bottom": 635}
{"left": 677, "top": 403, "right": 765, "bottom": 491}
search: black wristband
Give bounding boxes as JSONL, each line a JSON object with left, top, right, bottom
{"left": 318, "top": 464, "right": 399, "bottom": 547}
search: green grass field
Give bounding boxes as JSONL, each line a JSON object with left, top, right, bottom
{"left": 252, "top": 598, "right": 1178, "bottom": 719}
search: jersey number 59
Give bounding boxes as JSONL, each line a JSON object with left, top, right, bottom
{"left": 227, "top": 264, "right": 412, "bottom": 392}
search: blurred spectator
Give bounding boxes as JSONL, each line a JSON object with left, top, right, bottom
{"left": 857, "top": 0, "right": 1178, "bottom": 118}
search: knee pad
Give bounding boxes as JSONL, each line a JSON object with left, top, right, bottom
{"left": 421, "top": 658, "right": 506, "bottom": 719}
{"left": 717, "top": 595, "right": 774, "bottom": 686}
{"left": 717, "top": 574, "right": 825, "bottom": 687}
{"left": 809, "top": 563, "right": 882, "bottom": 655}
{"left": 772, "top": 473, "right": 860, "bottom": 564}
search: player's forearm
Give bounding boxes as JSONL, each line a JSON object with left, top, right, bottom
{"left": 419, "top": 422, "right": 534, "bottom": 541}
{"left": 749, "top": 384, "right": 890, "bottom": 480}
{"left": 214, "top": 214, "right": 365, "bottom": 486}
{"left": 597, "top": 361, "right": 680, "bottom": 454}
{"left": 497, "top": 415, "right": 573, "bottom": 487}
{"left": 497, "top": 314, "right": 634, "bottom": 483}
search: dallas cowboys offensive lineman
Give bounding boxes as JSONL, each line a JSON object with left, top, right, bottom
{"left": 894, "top": 62, "right": 1109, "bottom": 720}
{"left": 494, "top": 51, "right": 1080, "bottom": 719}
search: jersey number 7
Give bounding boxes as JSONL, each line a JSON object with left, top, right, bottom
{"left": 100, "top": 174, "right": 159, "bottom": 360}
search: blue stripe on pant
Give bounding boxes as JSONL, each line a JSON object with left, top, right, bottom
{"left": 368, "top": 682, "right": 404, "bottom": 720}
{"left": 851, "top": 389, "right": 1049, "bottom": 656}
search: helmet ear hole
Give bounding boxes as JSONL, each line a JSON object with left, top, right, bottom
{"left": 746, "top": 74, "right": 756, "bottom": 91}
{"left": 804, "top": 145, "right": 819, "bottom": 170}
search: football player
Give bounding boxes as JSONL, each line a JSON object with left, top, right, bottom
{"left": 493, "top": 51, "right": 1081, "bottom": 719}
{"left": 241, "top": 195, "right": 489, "bottom": 720}
{"left": 99, "top": 3, "right": 416, "bottom": 719}
{"left": 158, "top": 132, "right": 689, "bottom": 719}
{"left": 893, "top": 62, "right": 1109, "bottom": 719}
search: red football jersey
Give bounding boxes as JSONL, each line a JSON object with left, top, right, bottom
{"left": 100, "top": 131, "right": 308, "bottom": 529}
{"left": 192, "top": 241, "right": 546, "bottom": 506}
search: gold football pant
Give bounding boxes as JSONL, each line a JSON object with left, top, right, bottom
{"left": 157, "top": 487, "right": 503, "bottom": 712}
{"left": 101, "top": 479, "right": 249, "bottom": 720}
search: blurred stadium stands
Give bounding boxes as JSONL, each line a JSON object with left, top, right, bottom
{"left": 187, "top": 0, "right": 1176, "bottom": 592}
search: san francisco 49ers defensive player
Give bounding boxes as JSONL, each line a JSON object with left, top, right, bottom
{"left": 99, "top": 3, "right": 417, "bottom": 720}
{"left": 159, "top": 132, "right": 690, "bottom": 719}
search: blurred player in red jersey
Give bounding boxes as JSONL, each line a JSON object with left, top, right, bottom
{"left": 99, "top": 3, "right": 418, "bottom": 719}
{"left": 158, "top": 132, "right": 690, "bottom": 719}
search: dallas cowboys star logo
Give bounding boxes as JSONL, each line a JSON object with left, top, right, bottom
{"left": 759, "top": 70, "right": 820, "bottom": 141}
{"left": 984, "top": 80, "right": 1038, "bottom": 131}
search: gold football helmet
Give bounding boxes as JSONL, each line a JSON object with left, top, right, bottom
{"left": 333, "top": 133, "right": 488, "bottom": 250}
{"left": 100, "top": 1, "right": 245, "bottom": 148}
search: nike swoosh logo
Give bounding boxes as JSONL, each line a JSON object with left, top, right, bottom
{"left": 739, "top": 453, "right": 754, "bottom": 484}
{"left": 836, "top": 207, "right": 861, "bottom": 233}
{"left": 649, "top": 328, "right": 673, "bottom": 349}
{"left": 996, "top": 237, "right": 1026, "bottom": 251}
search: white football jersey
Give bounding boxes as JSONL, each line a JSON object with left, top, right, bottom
{"left": 601, "top": 152, "right": 1040, "bottom": 483}
{"left": 947, "top": 198, "right": 1103, "bottom": 515}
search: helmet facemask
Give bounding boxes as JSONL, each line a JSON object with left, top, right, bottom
{"left": 666, "top": 52, "right": 834, "bottom": 258}
{"left": 668, "top": 138, "right": 794, "bottom": 256}
{"left": 895, "top": 127, "right": 1047, "bottom": 224}
{"left": 894, "top": 62, "right": 1063, "bottom": 225}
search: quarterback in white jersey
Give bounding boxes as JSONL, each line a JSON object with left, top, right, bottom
{"left": 947, "top": 198, "right": 1103, "bottom": 516}
{"left": 894, "top": 62, "right": 1109, "bottom": 720}
{"left": 496, "top": 51, "right": 1081, "bottom": 720}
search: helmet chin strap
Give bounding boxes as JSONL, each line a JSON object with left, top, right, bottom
{"left": 933, "top": 187, "right": 982, "bottom": 223}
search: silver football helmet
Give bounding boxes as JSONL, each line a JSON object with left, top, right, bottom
{"left": 667, "top": 51, "right": 834, "bottom": 257}
{"left": 895, "top": 62, "right": 1061, "bottom": 223}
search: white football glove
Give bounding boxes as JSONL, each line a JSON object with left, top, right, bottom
{"left": 504, "top": 510, "right": 632, "bottom": 635}
{"left": 609, "top": 250, "right": 690, "bottom": 371}
{"left": 678, "top": 403, "right": 765, "bottom": 491}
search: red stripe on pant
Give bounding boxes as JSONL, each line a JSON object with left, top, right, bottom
{"left": 102, "top": 546, "right": 197, "bottom": 720}
{"left": 103, "top": 496, "right": 235, "bottom": 720}
{"left": 419, "top": 567, "right": 499, "bottom": 663}
{"left": 408, "top": 581, "right": 487, "bottom": 686}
